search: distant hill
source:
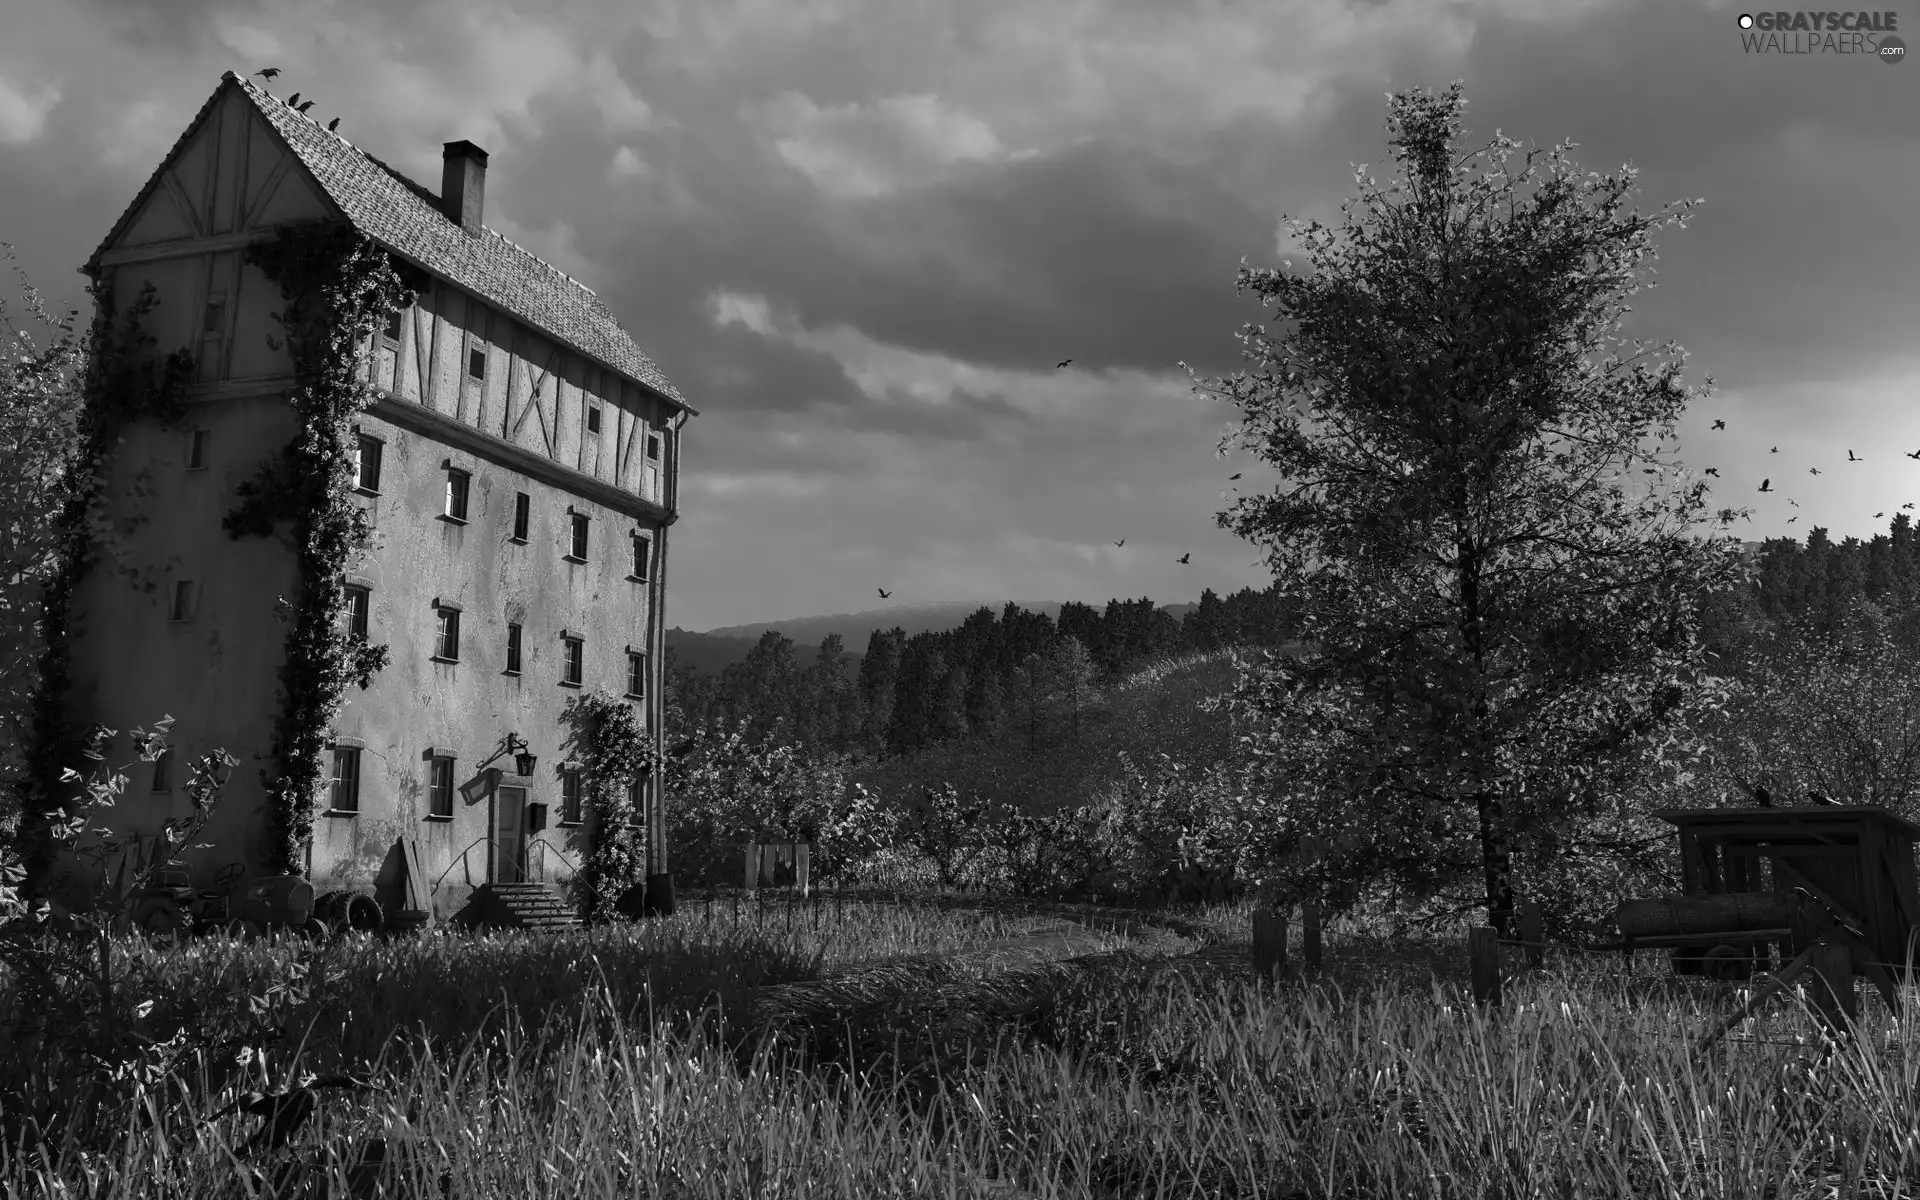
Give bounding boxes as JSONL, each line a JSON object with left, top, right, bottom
{"left": 671, "top": 598, "right": 1202, "bottom": 676}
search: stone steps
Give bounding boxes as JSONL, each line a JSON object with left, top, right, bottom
{"left": 462, "top": 881, "right": 583, "bottom": 932}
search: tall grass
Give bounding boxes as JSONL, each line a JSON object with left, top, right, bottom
{"left": 9, "top": 893, "right": 1920, "bottom": 1198}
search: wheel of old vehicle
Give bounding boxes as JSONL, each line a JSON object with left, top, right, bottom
{"left": 340, "top": 893, "right": 383, "bottom": 933}
{"left": 1703, "top": 944, "right": 1754, "bottom": 982}
{"left": 133, "top": 897, "right": 192, "bottom": 943}
{"left": 314, "top": 890, "right": 351, "bottom": 933}
{"left": 1670, "top": 946, "right": 1708, "bottom": 976}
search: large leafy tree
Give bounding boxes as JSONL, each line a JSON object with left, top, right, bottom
{"left": 1194, "top": 82, "right": 1749, "bottom": 936}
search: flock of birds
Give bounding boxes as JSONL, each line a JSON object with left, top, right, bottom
{"left": 251, "top": 67, "right": 343, "bottom": 132}
{"left": 1709, "top": 418, "right": 1920, "bottom": 526}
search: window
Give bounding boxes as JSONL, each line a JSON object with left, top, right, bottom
{"left": 562, "top": 635, "right": 583, "bottom": 686}
{"left": 428, "top": 755, "right": 455, "bottom": 819}
{"left": 203, "top": 294, "right": 227, "bottom": 335}
{"left": 646, "top": 433, "right": 661, "bottom": 460}
{"left": 343, "top": 585, "right": 370, "bottom": 639}
{"left": 468, "top": 348, "right": 486, "bottom": 380}
{"left": 355, "top": 435, "right": 383, "bottom": 493}
{"left": 168, "top": 580, "right": 194, "bottom": 622}
{"left": 150, "top": 750, "right": 170, "bottom": 793}
{"left": 505, "top": 623, "right": 523, "bottom": 674}
{"left": 186, "top": 429, "right": 209, "bottom": 470}
{"left": 561, "top": 767, "right": 583, "bottom": 825}
{"left": 630, "top": 533, "right": 650, "bottom": 582}
{"left": 383, "top": 308, "right": 401, "bottom": 342}
{"left": 444, "top": 468, "right": 470, "bottom": 521}
{"left": 329, "top": 747, "right": 361, "bottom": 814}
{"left": 587, "top": 405, "right": 601, "bottom": 433}
{"left": 626, "top": 650, "right": 646, "bottom": 699}
{"left": 435, "top": 607, "right": 461, "bottom": 661}
{"left": 512, "top": 492, "right": 530, "bottom": 542}
{"left": 627, "top": 775, "right": 648, "bottom": 829}
{"left": 567, "top": 511, "right": 589, "bottom": 561}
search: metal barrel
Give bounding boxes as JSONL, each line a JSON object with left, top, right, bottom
{"left": 1613, "top": 892, "right": 1789, "bottom": 939}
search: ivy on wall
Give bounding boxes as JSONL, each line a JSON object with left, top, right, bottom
{"left": 222, "top": 221, "right": 412, "bottom": 875}
{"left": 21, "top": 281, "right": 195, "bottom": 885}
{"left": 561, "top": 690, "right": 660, "bottom": 922}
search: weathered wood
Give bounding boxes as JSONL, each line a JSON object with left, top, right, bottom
{"left": 1251, "top": 905, "right": 1288, "bottom": 982}
{"left": 1517, "top": 898, "right": 1543, "bottom": 969}
{"left": 1810, "top": 939, "right": 1857, "bottom": 1035}
{"left": 1614, "top": 892, "right": 1790, "bottom": 939}
{"left": 1469, "top": 926, "right": 1501, "bottom": 1009}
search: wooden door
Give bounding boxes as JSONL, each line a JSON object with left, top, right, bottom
{"left": 492, "top": 785, "right": 527, "bottom": 884}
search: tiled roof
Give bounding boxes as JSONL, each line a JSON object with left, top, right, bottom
{"left": 88, "top": 71, "right": 692, "bottom": 415}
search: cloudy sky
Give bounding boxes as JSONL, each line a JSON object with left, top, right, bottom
{"left": 1, "top": 0, "right": 1915, "bottom": 631}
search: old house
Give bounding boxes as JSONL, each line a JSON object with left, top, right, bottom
{"left": 52, "top": 69, "right": 693, "bottom": 924}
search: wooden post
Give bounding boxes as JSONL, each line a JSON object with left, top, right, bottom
{"left": 1469, "top": 926, "right": 1502, "bottom": 1009}
{"left": 1517, "top": 898, "right": 1543, "bottom": 970}
{"left": 1303, "top": 900, "right": 1322, "bottom": 972}
{"left": 1810, "top": 939, "right": 1858, "bottom": 1038}
{"left": 1252, "top": 904, "right": 1289, "bottom": 982}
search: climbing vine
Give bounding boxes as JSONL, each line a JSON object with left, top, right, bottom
{"left": 561, "top": 690, "right": 661, "bottom": 923}
{"left": 20, "top": 281, "right": 195, "bottom": 885}
{"left": 224, "top": 221, "right": 412, "bottom": 874}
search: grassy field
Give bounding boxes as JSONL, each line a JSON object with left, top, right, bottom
{"left": 5, "top": 889, "right": 1920, "bottom": 1198}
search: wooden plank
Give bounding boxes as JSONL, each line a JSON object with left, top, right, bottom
{"left": 1771, "top": 856, "right": 1866, "bottom": 931}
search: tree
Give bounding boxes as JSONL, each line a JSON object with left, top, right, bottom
{"left": 0, "top": 248, "right": 88, "bottom": 831}
{"left": 1192, "top": 82, "right": 1748, "bottom": 937}
{"left": 1049, "top": 635, "right": 1102, "bottom": 743}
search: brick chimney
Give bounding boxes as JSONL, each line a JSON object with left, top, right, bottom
{"left": 440, "top": 140, "right": 488, "bottom": 234}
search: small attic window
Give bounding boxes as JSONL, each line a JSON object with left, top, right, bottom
{"left": 382, "top": 309, "right": 401, "bottom": 341}
{"left": 468, "top": 348, "right": 486, "bottom": 380}
{"left": 202, "top": 294, "right": 227, "bottom": 335}
{"left": 587, "top": 405, "right": 602, "bottom": 434}
{"left": 646, "top": 433, "right": 661, "bottom": 460}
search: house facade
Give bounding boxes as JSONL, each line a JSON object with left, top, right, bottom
{"left": 54, "top": 70, "right": 693, "bottom": 919}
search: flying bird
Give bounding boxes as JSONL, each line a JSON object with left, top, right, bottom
{"left": 1876, "top": 512, "right": 1885, "bottom": 519}
{"left": 1113, "top": 539, "right": 1125, "bottom": 548}
{"left": 286, "top": 92, "right": 301, "bottom": 107}
{"left": 1176, "top": 553, "right": 1191, "bottom": 564}
{"left": 1229, "top": 473, "right": 1242, "bottom": 481}
{"left": 1056, "top": 359, "right": 1072, "bottom": 369}
{"left": 327, "top": 117, "right": 340, "bottom": 131}
{"left": 296, "top": 100, "right": 316, "bottom": 113}
{"left": 1712, "top": 419, "right": 1726, "bottom": 430}
{"left": 1771, "top": 446, "right": 1779, "bottom": 454}
{"left": 1810, "top": 468, "right": 1822, "bottom": 476}
{"left": 1787, "top": 516, "right": 1798, "bottom": 523}
{"left": 1808, "top": 791, "right": 1837, "bottom": 807}
{"left": 877, "top": 588, "right": 891, "bottom": 599}
{"left": 1849, "top": 450, "right": 1862, "bottom": 462}
{"left": 1906, "top": 503, "right": 1916, "bottom": 510}
{"left": 253, "top": 67, "right": 281, "bottom": 82}
{"left": 1758, "top": 479, "right": 1772, "bottom": 492}
{"left": 1704, "top": 467, "right": 1719, "bottom": 477}
{"left": 1754, "top": 786, "right": 1773, "bottom": 808}
{"left": 1789, "top": 499, "right": 1800, "bottom": 507}
{"left": 1908, "top": 450, "right": 1920, "bottom": 460}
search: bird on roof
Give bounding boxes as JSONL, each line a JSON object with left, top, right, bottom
{"left": 1704, "top": 467, "right": 1719, "bottom": 477}
{"left": 1176, "top": 553, "right": 1191, "bottom": 564}
{"left": 1807, "top": 791, "right": 1837, "bottom": 807}
{"left": 296, "top": 100, "right": 316, "bottom": 113}
{"left": 253, "top": 68, "right": 281, "bottom": 82}
{"left": 1754, "top": 786, "right": 1773, "bottom": 808}
{"left": 877, "top": 587, "right": 891, "bottom": 599}
{"left": 286, "top": 92, "right": 301, "bottom": 108}
{"left": 1712, "top": 419, "right": 1726, "bottom": 430}
{"left": 327, "top": 117, "right": 340, "bottom": 132}
{"left": 1758, "top": 479, "right": 1772, "bottom": 492}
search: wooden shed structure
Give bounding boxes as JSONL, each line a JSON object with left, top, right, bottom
{"left": 1651, "top": 804, "right": 1920, "bottom": 981}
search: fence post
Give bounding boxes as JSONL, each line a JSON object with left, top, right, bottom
{"left": 1518, "top": 898, "right": 1543, "bottom": 970}
{"left": 1303, "top": 900, "right": 1322, "bottom": 972}
{"left": 1469, "top": 926, "right": 1502, "bottom": 1009}
{"left": 1252, "top": 904, "right": 1289, "bottom": 982}
{"left": 1809, "top": 939, "right": 1858, "bottom": 1039}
